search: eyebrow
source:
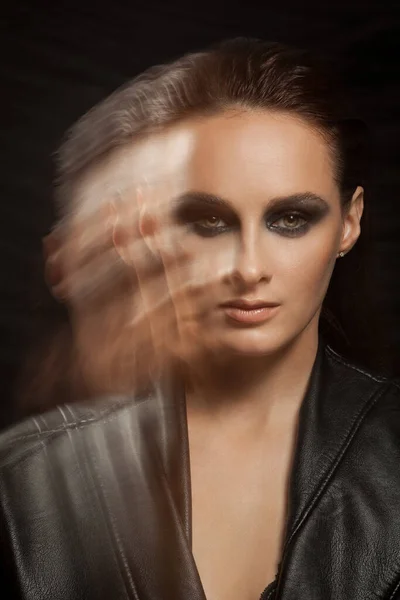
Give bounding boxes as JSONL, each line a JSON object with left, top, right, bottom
{"left": 172, "top": 190, "right": 330, "bottom": 214}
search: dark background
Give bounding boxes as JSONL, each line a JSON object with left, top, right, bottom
{"left": 1, "top": 1, "right": 399, "bottom": 428}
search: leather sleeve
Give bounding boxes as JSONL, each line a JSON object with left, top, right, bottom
{"left": 0, "top": 498, "right": 22, "bottom": 599}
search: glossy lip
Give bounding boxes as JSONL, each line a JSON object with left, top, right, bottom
{"left": 220, "top": 299, "right": 279, "bottom": 310}
{"left": 220, "top": 300, "right": 280, "bottom": 325}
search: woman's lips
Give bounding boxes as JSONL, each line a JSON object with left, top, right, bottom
{"left": 220, "top": 302, "right": 280, "bottom": 325}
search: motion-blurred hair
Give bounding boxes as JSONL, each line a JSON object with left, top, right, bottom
{"left": 17, "top": 38, "right": 393, "bottom": 418}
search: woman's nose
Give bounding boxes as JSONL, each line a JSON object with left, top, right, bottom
{"left": 230, "top": 237, "right": 270, "bottom": 288}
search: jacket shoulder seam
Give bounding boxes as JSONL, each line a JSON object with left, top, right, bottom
{"left": 7, "top": 415, "right": 103, "bottom": 445}
{"left": 325, "top": 345, "right": 388, "bottom": 384}
{"left": 0, "top": 396, "right": 145, "bottom": 460}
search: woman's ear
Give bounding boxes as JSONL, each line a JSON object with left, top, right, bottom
{"left": 42, "top": 230, "right": 60, "bottom": 263}
{"left": 42, "top": 230, "right": 65, "bottom": 298}
{"left": 338, "top": 186, "right": 364, "bottom": 255}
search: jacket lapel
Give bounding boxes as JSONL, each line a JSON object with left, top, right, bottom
{"left": 138, "top": 376, "right": 207, "bottom": 600}
{"left": 283, "top": 341, "right": 383, "bottom": 541}
{"left": 276, "top": 340, "right": 388, "bottom": 597}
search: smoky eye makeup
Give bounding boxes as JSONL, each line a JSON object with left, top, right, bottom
{"left": 172, "top": 191, "right": 330, "bottom": 238}
{"left": 264, "top": 193, "right": 330, "bottom": 237}
{"left": 172, "top": 192, "right": 239, "bottom": 236}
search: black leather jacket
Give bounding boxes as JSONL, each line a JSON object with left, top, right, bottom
{"left": 1, "top": 340, "right": 400, "bottom": 600}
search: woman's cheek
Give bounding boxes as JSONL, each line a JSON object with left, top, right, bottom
{"left": 278, "top": 236, "right": 337, "bottom": 299}
{"left": 184, "top": 234, "right": 237, "bottom": 281}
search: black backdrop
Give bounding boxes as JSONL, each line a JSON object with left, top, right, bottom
{"left": 1, "top": 0, "right": 399, "bottom": 428}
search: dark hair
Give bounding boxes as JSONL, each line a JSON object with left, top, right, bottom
{"left": 16, "top": 38, "right": 393, "bottom": 418}
{"left": 56, "top": 38, "right": 361, "bottom": 212}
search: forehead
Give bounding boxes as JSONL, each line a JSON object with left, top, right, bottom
{"left": 185, "top": 110, "right": 338, "bottom": 204}
{"left": 74, "top": 109, "right": 338, "bottom": 218}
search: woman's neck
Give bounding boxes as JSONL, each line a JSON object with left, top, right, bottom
{"left": 185, "top": 328, "right": 319, "bottom": 436}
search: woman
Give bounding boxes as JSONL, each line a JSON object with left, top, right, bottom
{"left": 1, "top": 38, "right": 400, "bottom": 600}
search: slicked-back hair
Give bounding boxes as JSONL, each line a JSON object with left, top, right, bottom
{"left": 56, "top": 38, "right": 363, "bottom": 217}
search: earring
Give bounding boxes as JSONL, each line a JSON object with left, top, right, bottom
{"left": 337, "top": 251, "right": 345, "bottom": 258}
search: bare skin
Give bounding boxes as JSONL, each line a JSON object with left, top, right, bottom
{"left": 45, "top": 109, "right": 364, "bottom": 600}
{"left": 187, "top": 342, "right": 310, "bottom": 596}
{"left": 187, "top": 331, "right": 316, "bottom": 599}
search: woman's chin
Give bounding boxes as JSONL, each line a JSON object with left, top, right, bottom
{"left": 209, "top": 329, "right": 283, "bottom": 358}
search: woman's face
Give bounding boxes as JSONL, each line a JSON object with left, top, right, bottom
{"left": 160, "top": 109, "right": 363, "bottom": 357}
{"left": 73, "top": 109, "right": 363, "bottom": 364}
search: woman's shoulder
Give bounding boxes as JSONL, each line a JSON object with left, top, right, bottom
{"left": 0, "top": 393, "right": 150, "bottom": 469}
{"left": 325, "top": 342, "right": 398, "bottom": 385}
{"left": 324, "top": 343, "right": 400, "bottom": 422}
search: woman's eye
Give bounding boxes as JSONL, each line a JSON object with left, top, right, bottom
{"left": 191, "top": 214, "right": 229, "bottom": 237}
{"left": 279, "top": 214, "right": 306, "bottom": 228}
{"left": 196, "top": 216, "right": 225, "bottom": 229}
{"left": 270, "top": 212, "right": 308, "bottom": 234}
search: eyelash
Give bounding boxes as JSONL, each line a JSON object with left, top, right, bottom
{"left": 191, "top": 212, "right": 311, "bottom": 238}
